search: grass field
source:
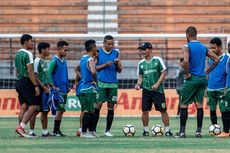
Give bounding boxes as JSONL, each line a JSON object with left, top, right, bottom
{"left": 0, "top": 117, "right": 230, "bottom": 153}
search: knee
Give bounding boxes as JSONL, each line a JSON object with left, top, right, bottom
{"left": 108, "top": 103, "right": 114, "bottom": 110}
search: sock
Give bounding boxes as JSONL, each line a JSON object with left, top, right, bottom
{"left": 82, "top": 112, "right": 91, "bottom": 133}
{"left": 222, "top": 112, "right": 227, "bottom": 132}
{"left": 78, "top": 128, "right": 82, "bottom": 132}
{"left": 210, "top": 110, "right": 217, "bottom": 124}
{"left": 92, "top": 108, "right": 100, "bottom": 132}
{"left": 180, "top": 108, "right": 188, "bottom": 133}
{"left": 42, "top": 129, "right": 48, "bottom": 135}
{"left": 106, "top": 109, "right": 114, "bottom": 132}
{"left": 53, "top": 120, "right": 61, "bottom": 132}
{"left": 29, "top": 129, "right": 34, "bottom": 134}
{"left": 223, "top": 111, "right": 230, "bottom": 133}
{"left": 20, "top": 122, "right": 26, "bottom": 129}
{"left": 88, "top": 113, "right": 94, "bottom": 132}
{"left": 143, "top": 126, "right": 149, "bottom": 132}
{"left": 197, "top": 108, "right": 204, "bottom": 132}
{"left": 165, "top": 126, "right": 171, "bottom": 132}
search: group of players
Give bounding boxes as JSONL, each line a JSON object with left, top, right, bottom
{"left": 14, "top": 25, "right": 230, "bottom": 138}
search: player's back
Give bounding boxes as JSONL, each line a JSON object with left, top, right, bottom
{"left": 187, "top": 40, "right": 207, "bottom": 77}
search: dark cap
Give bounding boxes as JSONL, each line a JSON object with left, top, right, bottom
{"left": 138, "top": 42, "right": 153, "bottom": 50}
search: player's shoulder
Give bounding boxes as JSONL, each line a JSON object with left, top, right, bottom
{"left": 138, "top": 59, "right": 145, "bottom": 65}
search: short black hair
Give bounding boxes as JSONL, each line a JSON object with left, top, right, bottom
{"left": 38, "top": 42, "right": 50, "bottom": 54}
{"left": 20, "top": 34, "right": 32, "bottom": 45}
{"left": 210, "top": 37, "right": 222, "bottom": 47}
{"left": 186, "top": 26, "right": 197, "bottom": 37}
{"left": 85, "top": 39, "right": 96, "bottom": 52}
{"left": 57, "top": 40, "right": 69, "bottom": 48}
{"left": 104, "top": 35, "right": 114, "bottom": 42}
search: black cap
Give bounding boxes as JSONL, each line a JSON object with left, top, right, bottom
{"left": 138, "top": 42, "right": 153, "bottom": 50}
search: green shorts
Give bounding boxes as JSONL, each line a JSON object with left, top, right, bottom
{"left": 181, "top": 75, "right": 207, "bottom": 105}
{"left": 78, "top": 93, "right": 96, "bottom": 112}
{"left": 219, "top": 88, "right": 230, "bottom": 112}
{"left": 96, "top": 87, "right": 117, "bottom": 104}
{"left": 57, "top": 94, "right": 67, "bottom": 112}
{"left": 207, "top": 90, "right": 224, "bottom": 111}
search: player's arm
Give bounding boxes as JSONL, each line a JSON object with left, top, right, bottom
{"left": 88, "top": 58, "right": 97, "bottom": 84}
{"left": 115, "top": 59, "right": 122, "bottom": 73}
{"left": 48, "top": 59, "right": 56, "bottom": 88}
{"left": 135, "top": 75, "right": 143, "bottom": 90}
{"left": 183, "top": 45, "right": 191, "bottom": 79}
{"left": 72, "top": 64, "right": 81, "bottom": 91}
{"left": 34, "top": 74, "right": 49, "bottom": 93}
{"left": 27, "top": 64, "right": 40, "bottom": 96}
{"left": 206, "top": 50, "right": 220, "bottom": 74}
{"left": 152, "top": 70, "right": 166, "bottom": 91}
{"left": 96, "top": 61, "right": 113, "bottom": 71}
{"left": 15, "top": 68, "right": 18, "bottom": 78}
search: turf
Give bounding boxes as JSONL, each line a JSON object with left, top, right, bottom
{"left": 0, "top": 117, "right": 229, "bottom": 153}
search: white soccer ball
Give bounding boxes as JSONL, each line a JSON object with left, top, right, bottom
{"left": 151, "top": 125, "right": 164, "bottom": 136}
{"left": 123, "top": 124, "right": 135, "bottom": 136}
{"left": 209, "top": 124, "right": 221, "bottom": 136}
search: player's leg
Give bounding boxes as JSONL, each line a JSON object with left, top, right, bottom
{"left": 93, "top": 87, "right": 106, "bottom": 132}
{"left": 104, "top": 88, "right": 117, "bottom": 136}
{"left": 216, "top": 89, "right": 230, "bottom": 137}
{"left": 141, "top": 89, "right": 152, "bottom": 136}
{"left": 53, "top": 94, "right": 67, "bottom": 137}
{"left": 76, "top": 111, "right": 84, "bottom": 137}
{"left": 18, "top": 103, "right": 27, "bottom": 124}
{"left": 29, "top": 112, "right": 39, "bottom": 136}
{"left": 40, "top": 92, "right": 51, "bottom": 136}
{"left": 207, "top": 90, "right": 219, "bottom": 124}
{"left": 176, "top": 89, "right": 181, "bottom": 117}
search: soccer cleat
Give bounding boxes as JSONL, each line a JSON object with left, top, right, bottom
{"left": 76, "top": 130, "right": 81, "bottom": 137}
{"left": 42, "top": 132, "right": 52, "bottom": 137}
{"left": 29, "top": 133, "right": 36, "bottom": 137}
{"left": 104, "top": 131, "right": 114, "bottom": 137}
{"left": 195, "top": 132, "right": 202, "bottom": 138}
{"left": 165, "top": 130, "right": 173, "bottom": 137}
{"left": 90, "top": 131, "right": 99, "bottom": 137}
{"left": 80, "top": 133, "right": 96, "bottom": 138}
{"left": 15, "top": 125, "right": 34, "bottom": 138}
{"left": 53, "top": 130, "right": 66, "bottom": 137}
{"left": 175, "top": 132, "right": 186, "bottom": 138}
{"left": 142, "top": 131, "right": 149, "bottom": 136}
{"left": 215, "top": 132, "right": 229, "bottom": 138}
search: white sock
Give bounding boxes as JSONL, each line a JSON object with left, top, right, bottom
{"left": 20, "top": 122, "right": 26, "bottom": 129}
{"left": 42, "top": 129, "right": 48, "bottom": 135}
{"left": 143, "top": 126, "right": 149, "bottom": 132}
{"left": 29, "top": 129, "right": 34, "bottom": 134}
{"left": 79, "top": 128, "right": 82, "bottom": 132}
{"left": 165, "top": 126, "right": 171, "bottom": 132}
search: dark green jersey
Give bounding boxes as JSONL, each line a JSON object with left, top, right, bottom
{"left": 15, "top": 49, "right": 33, "bottom": 79}
{"left": 137, "top": 56, "right": 166, "bottom": 93}
{"left": 34, "top": 57, "right": 50, "bottom": 85}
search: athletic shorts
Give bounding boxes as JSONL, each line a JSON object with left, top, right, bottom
{"left": 56, "top": 94, "right": 67, "bottom": 112}
{"left": 207, "top": 90, "right": 224, "bottom": 111}
{"left": 78, "top": 93, "right": 96, "bottom": 112}
{"left": 15, "top": 77, "right": 39, "bottom": 106}
{"left": 142, "top": 88, "right": 167, "bottom": 112}
{"left": 96, "top": 87, "right": 117, "bottom": 104}
{"left": 219, "top": 88, "right": 230, "bottom": 112}
{"left": 181, "top": 75, "right": 207, "bottom": 105}
{"left": 40, "top": 92, "right": 50, "bottom": 112}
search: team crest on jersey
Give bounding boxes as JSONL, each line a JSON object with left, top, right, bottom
{"left": 161, "top": 103, "right": 166, "bottom": 109}
{"left": 112, "top": 96, "right": 117, "bottom": 102}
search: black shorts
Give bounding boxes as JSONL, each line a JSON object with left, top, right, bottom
{"left": 15, "top": 77, "right": 40, "bottom": 106}
{"left": 142, "top": 88, "right": 167, "bottom": 112}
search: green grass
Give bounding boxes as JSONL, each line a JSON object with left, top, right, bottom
{"left": 0, "top": 117, "right": 229, "bottom": 153}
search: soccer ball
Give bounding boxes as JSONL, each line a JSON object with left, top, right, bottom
{"left": 151, "top": 125, "right": 164, "bottom": 136}
{"left": 209, "top": 124, "right": 221, "bottom": 136}
{"left": 123, "top": 124, "right": 135, "bottom": 136}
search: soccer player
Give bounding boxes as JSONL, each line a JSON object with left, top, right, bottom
{"left": 176, "top": 58, "right": 184, "bottom": 117}
{"left": 135, "top": 42, "right": 173, "bottom": 137}
{"left": 93, "top": 35, "right": 122, "bottom": 137}
{"left": 207, "top": 37, "right": 228, "bottom": 126}
{"left": 15, "top": 34, "right": 40, "bottom": 137}
{"left": 78, "top": 39, "right": 98, "bottom": 138}
{"left": 48, "top": 40, "right": 69, "bottom": 136}
{"left": 216, "top": 55, "right": 230, "bottom": 137}
{"left": 176, "top": 26, "right": 219, "bottom": 138}
{"left": 33, "top": 42, "right": 52, "bottom": 137}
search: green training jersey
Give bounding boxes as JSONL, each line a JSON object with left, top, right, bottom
{"left": 15, "top": 48, "right": 33, "bottom": 80}
{"left": 34, "top": 57, "right": 50, "bottom": 85}
{"left": 137, "top": 56, "right": 166, "bottom": 93}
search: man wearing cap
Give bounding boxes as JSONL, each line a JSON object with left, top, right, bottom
{"left": 135, "top": 42, "right": 173, "bottom": 137}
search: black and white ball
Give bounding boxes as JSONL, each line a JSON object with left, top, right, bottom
{"left": 151, "top": 125, "right": 164, "bottom": 136}
{"left": 209, "top": 124, "right": 221, "bottom": 136}
{"left": 123, "top": 124, "right": 135, "bottom": 136}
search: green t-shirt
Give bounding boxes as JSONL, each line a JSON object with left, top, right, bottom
{"left": 15, "top": 49, "right": 33, "bottom": 80}
{"left": 137, "top": 56, "right": 166, "bottom": 93}
{"left": 34, "top": 57, "right": 51, "bottom": 85}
